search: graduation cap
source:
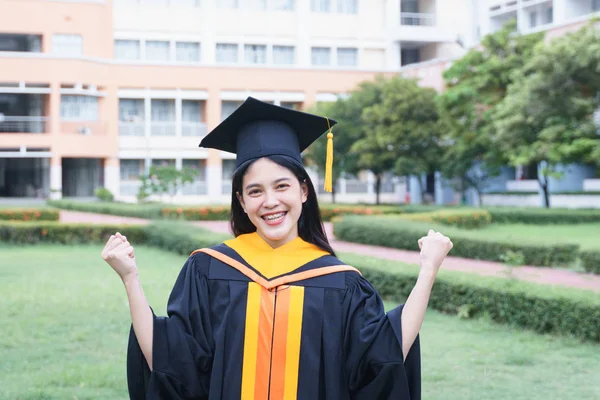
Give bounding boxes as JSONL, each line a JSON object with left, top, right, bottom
{"left": 199, "top": 97, "right": 337, "bottom": 192}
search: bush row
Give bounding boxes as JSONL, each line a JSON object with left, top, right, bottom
{"left": 0, "top": 209, "right": 59, "bottom": 222}
{"left": 580, "top": 251, "right": 600, "bottom": 275}
{"left": 2, "top": 222, "right": 596, "bottom": 343}
{"left": 400, "top": 209, "right": 492, "bottom": 229}
{"left": 333, "top": 216, "right": 579, "bottom": 267}
{"left": 47, "top": 200, "right": 164, "bottom": 219}
{"left": 486, "top": 207, "right": 600, "bottom": 224}
{"left": 342, "top": 253, "right": 600, "bottom": 343}
{"left": 161, "top": 206, "right": 230, "bottom": 221}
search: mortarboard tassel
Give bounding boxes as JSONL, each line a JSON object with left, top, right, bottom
{"left": 324, "top": 118, "right": 334, "bottom": 193}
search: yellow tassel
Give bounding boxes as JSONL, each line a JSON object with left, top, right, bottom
{"left": 324, "top": 118, "right": 334, "bottom": 193}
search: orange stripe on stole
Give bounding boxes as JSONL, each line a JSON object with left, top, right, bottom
{"left": 254, "top": 286, "right": 275, "bottom": 400}
{"left": 269, "top": 286, "right": 291, "bottom": 399}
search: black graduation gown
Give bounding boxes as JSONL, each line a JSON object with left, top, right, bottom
{"left": 127, "top": 238, "right": 421, "bottom": 400}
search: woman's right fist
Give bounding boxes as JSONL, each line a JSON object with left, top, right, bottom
{"left": 101, "top": 232, "right": 138, "bottom": 282}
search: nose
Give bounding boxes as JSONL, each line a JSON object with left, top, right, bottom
{"left": 263, "top": 189, "right": 280, "bottom": 208}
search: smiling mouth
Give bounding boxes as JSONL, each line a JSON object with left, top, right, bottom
{"left": 262, "top": 211, "right": 287, "bottom": 222}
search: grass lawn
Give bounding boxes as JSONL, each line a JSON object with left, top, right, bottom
{"left": 1, "top": 244, "right": 599, "bottom": 400}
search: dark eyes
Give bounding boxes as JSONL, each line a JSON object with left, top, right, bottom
{"left": 247, "top": 184, "right": 289, "bottom": 196}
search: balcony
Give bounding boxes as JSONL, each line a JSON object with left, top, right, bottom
{"left": 393, "top": 12, "right": 456, "bottom": 43}
{"left": 0, "top": 116, "right": 49, "bottom": 134}
{"left": 182, "top": 122, "right": 207, "bottom": 137}
{"left": 400, "top": 12, "right": 436, "bottom": 26}
{"left": 150, "top": 121, "right": 176, "bottom": 136}
{"left": 60, "top": 120, "right": 107, "bottom": 136}
{"left": 119, "top": 122, "right": 145, "bottom": 136}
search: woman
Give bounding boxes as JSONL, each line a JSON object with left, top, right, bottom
{"left": 102, "top": 98, "right": 453, "bottom": 400}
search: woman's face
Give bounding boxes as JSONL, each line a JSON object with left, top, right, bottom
{"left": 237, "top": 158, "right": 308, "bottom": 249}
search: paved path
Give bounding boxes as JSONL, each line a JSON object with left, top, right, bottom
{"left": 61, "top": 210, "right": 600, "bottom": 292}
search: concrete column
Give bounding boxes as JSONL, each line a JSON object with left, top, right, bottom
{"left": 552, "top": 0, "right": 568, "bottom": 23}
{"left": 50, "top": 156, "right": 62, "bottom": 200}
{"left": 175, "top": 92, "right": 182, "bottom": 138}
{"left": 49, "top": 82, "right": 61, "bottom": 135}
{"left": 104, "top": 157, "right": 120, "bottom": 198}
{"left": 205, "top": 88, "right": 223, "bottom": 200}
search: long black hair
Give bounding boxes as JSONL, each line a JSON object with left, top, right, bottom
{"left": 230, "top": 155, "right": 336, "bottom": 256}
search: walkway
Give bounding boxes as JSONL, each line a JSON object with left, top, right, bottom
{"left": 60, "top": 210, "right": 600, "bottom": 292}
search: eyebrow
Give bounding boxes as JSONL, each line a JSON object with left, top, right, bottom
{"left": 245, "top": 177, "right": 292, "bottom": 191}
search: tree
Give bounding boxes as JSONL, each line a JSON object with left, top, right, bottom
{"left": 305, "top": 76, "right": 385, "bottom": 202}
{"left": 138, "top": 165, "right": 198, "bottom": 203}
{"left": 437, "top": 20, "right": 543, "bottom": 204}
{"left": 362, "top": 76, "right": 443, "bottom": 204}
{"left": 493, "top": 23, "right": 600, "bottom": 207}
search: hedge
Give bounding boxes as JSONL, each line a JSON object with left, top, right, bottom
{"left": 161, "top": 206, "right": 230, "bottom": 221}
{"left": 0, "top": 220, "right": 230, "bottom": 253}
{"left": 400, "top": 209, "right": 492, "bottom": 229}
{"left": 47, "top": 200, "right": 164, "bottom": 219}
{"left": 0, "top": 208, "right": 59, "bottom": 222}
{"left": 486, "top": 207, "right": 600, "bottom": 224}
{"left": 1, "top": 222, "right": 597, "bottom": 342}
{"left": 580, "top": 251, "right": 600, "bottom": 275}
{"left": 342, "top": 253, "right": 600, "bottom": 343}
{"left": 333, "top": 216, "right": 579, "bottom": 267}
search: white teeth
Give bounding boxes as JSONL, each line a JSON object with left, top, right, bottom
{"left": 264, "top": 212, "right": 285, "bottom": 221}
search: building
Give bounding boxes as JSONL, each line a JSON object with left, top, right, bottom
{"left": 0, "top": 0, "right": 472, "bottom": 204}
{"left": 0, "top": 0, "right": 597, "bottom": 206}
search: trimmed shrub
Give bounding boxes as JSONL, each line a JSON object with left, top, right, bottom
{"left": 487, "top": 207, "right": 600, "bottom": 224}
{"left": 580, "top": 251, "right": 600, "bottom": 275}
{"left": 342, "top": 253, "right": 600, "bottom": 343}
{"left": 334, "top": 216, "right": 579, "bottom": 267}
{"left": 319, "top": 204, "right": 401, "bottom": 221}
{"left": 0, "top": 209, "right": 59, "bottom": 222}
{"left": 0, "top": 222, "right": 147, "bottom": 245}
{"left": 401, "top": 209, "right": 492, "bottom": 229}
{"left": 161, "top": 206, "right": 230, "bottom": 221}
{"left": 47, "top": 200, "right": 164, "bottom": 219}
{"left": 95, "top": 187, "right": 114, "bottom": 202}
{"left": 0, "top": 221, "right": 229, "bottom": 252}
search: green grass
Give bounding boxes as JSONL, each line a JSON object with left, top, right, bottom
{"left": 1, "top": 245, "right": 599, "bottom": 400}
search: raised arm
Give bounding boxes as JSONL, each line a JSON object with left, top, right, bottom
{"left": 102, "top": 232, "right": 154, "bottom": 369}
{"left": 400, "top": 230, "right": 453, "bottom": 359}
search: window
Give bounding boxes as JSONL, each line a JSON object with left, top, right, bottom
{"left": 281, "top": 102, "right": 300, "bottom": 110}
{"left": 120, "top": 159, "right": 144, "bottom": 180}
{"left": 270, "top": 0, "right": 294, "bottom": 10}
{"left": 245, "top": 44, "right": 267, "bottom": 64}
{"left": 218, "top": 0, "right": 238, "bottom": 7}
{"left": 311, "top": 47, "right": 331, "bottom": 66}
{"left": 182, "top": 100, "right": 202, "bottom": 122}
{"left": 151, "top": 159, "right": 175, "bottom": 168}
{"left": 401, "top": 48, "right": 420, "bottom": 66}
{"left": 0, "top": 34, "right": 41, "bottom": 52}
{"left": 151, "top": 99, "right": 175, "bottom": 121}
{"left": 222, "top": 159, "right": 236, "bottom": 179}
{"left": 52, "top": 34, "right": 83, "bottom": 57}
{"left": 216, "top": 43, "right": 239, "bottom": 63}
{"left": 594, "top": 0, "right": 600, "bottom": 11}
{"left": 545, "top": 7, "right": 553, "bottom": 24}
{"left": 337, "top": 0, "right": 357, "bottom": 14}
{"left": 115, "top": 40, "right": 141, "bottom": 60}
{"left": 273, "top": 45, "right": 295, "bottom": 65}
{"left": 176, "top": 42, "right": 200, "bottom": 62}
{"left": 145, "top": 40, "right": 170, "bottom": 61}
{"left": 119, "top": 99, "right": 145, "bottom": 122}
{"left": 337, "top": 47, "right": 358, "bottom": 66}
{"left": 311, "top": 0, "right": 330, "bottom": 12}
{"left": 60, "top": 95, "right": 98, "bottom": 120}
{"left": 221, "top": 101, "right": 242, "bottom": 120}
{"left": 182, "top": 159, "right": 206, "bottom": 180}
{"left": 529, "top": 11, "right": 538, "bottom": 27}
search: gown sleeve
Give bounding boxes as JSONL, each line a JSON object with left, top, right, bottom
{"left": 344, "top": 274, "right": 421, "bottom": 400}
{"left": 127, "top": 254, "right": 214, "bottom": 400}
